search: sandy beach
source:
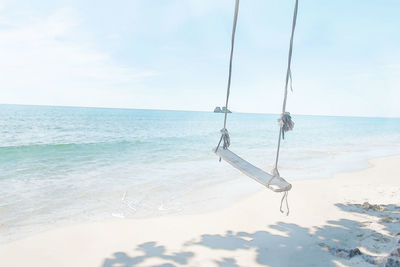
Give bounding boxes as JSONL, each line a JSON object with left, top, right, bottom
{"left": 1, "top": 155, "right": 399, "bottom": 267}
{"left": 1, "top": 0, "right": 400, "bottom": 265}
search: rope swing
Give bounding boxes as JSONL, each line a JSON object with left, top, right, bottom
{"left": 216, "top": 0, "right": 239, "bottom": 154}
{"left": 273, "top": 0, "right": 298, "bottom": 175}
{"left": 214, "top": 0, "right": 299, "bottom": 216}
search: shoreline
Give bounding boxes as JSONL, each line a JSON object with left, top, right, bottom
{"left": 1, "top": 151, "right": 395, "bottom": 246}
{"left": 1, "top": 155, "right": 400, "bottom": 266}
{"left": 2, "top": 105, "right": 400, "bottom": 250}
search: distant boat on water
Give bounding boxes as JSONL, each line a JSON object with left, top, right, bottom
{"left": 214, "top": 106, "right": 232, "bottom": 113}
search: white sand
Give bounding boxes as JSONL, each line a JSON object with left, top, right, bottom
{"left": 1, "top": 156, "right": 400, "bottom": 267}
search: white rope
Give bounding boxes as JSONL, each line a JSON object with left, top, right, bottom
{"left": 267, "top": 167, "right": 280, "bottom": 186}
{"left": 216, "top": 0, "right": 239, "bottom": 152}
{"left": 280, "top": 191, "right": 289, "bottom": 215}
{"left": 271, "top": 0, "right": 299, "bottom": 216}
{"left": 267, "top": 168, "right": 289, "bottom": 216}
{"left": 273, "top": 0, "right": 298, "bottom": 174}
{"left": 215, "top": 0, "right": 298, "bottom": 216}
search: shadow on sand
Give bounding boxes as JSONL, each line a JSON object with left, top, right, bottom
{"left": 103, "top": 241, "right": 193, "bottom": 267}
{"left": 103, "top": 202, "right": 400, "bottom": 266}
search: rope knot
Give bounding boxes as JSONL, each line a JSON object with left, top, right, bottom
{"left": 278, "top": 112, "right": 294, "bottom": 139}
{"left": 268, "top": 167, "right": 290, "bottom": 216}
{"left": 267, "top": 167, "right": 281, "bottom": 187}
{"left": 220, "top": 128, "right": 231, "bottom": 149}
{"left": 271, "top": 167, "right": 280, "bottom": 179}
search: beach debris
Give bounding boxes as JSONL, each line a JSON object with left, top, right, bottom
{"left": 362, "top": 202, "right": 385, "bottom": 212}
{"left": 323, "top": 244, "right": 400, "bottom": 267}
{"left": 380, "top": 217, "right": 394, "bottom": 223}
{"left": 363, "top": 255, "right": 400, "bottom": 266}
{"left": 332, "top": 248, "right": 362, "bottom": 259}
{"left": 324, "top": 245, "right": 362, "bottom": 259}
{"left": 363, "top": 246, "right": 400, "bottom": 266}
{"left": 321, "top": 202, "right": 400, "bottom": 266}
{"left": 390, "top": 248, "right": 400, "bottom": 257}
{"left": 361, "top": 254, "right": 381, "bottom": 265}
{"left": 380, "top": 257, "right": 400, "bottom": 267}
{"left": 373, "top": 236, "right": 391, "bottom": 243}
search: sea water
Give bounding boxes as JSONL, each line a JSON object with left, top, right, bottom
{"left": 1, "top": 104, "right": 400, "bottom": 243}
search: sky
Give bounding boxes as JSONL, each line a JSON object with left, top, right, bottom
{"left": 0, "top": 0, "right": 399, "bottom": 117}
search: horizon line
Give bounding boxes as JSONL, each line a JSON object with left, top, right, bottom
{"left": 1, "top": 103, "right": 399, "bottom": 120}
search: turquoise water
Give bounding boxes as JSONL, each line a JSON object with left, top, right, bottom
{"left": 1, "top": 104, "right": 400, "bottom": 242}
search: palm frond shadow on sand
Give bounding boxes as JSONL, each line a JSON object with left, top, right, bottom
{"left": 103, "top": 202, "right": 400, "bottom": 267}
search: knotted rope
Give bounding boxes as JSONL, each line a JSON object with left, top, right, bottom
{"left": 216, "top": 0, "right": 239, "bottom": 153}
{"left": 273, "top": 0, "right": 298, "bottom": 175}
{"left": 215, "top": 0, "right": 298, "bottom": 216}
{"left": 266, "top": 167, "right": 290, "bottom": 215}
{"left": 220, "top": 128, "right": 230, "bottom": 149}
{"left": 278, "top": 112, "right": 294, "bottom": 139}
{"left": 216, "top": 128, "right": 231, "bottom": 161}
{"left": 271, "top": 0, "right": 298, "bottom": 215}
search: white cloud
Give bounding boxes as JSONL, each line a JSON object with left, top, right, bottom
{"left": 0, "top": 6, "right": 154, "bottom": 107}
